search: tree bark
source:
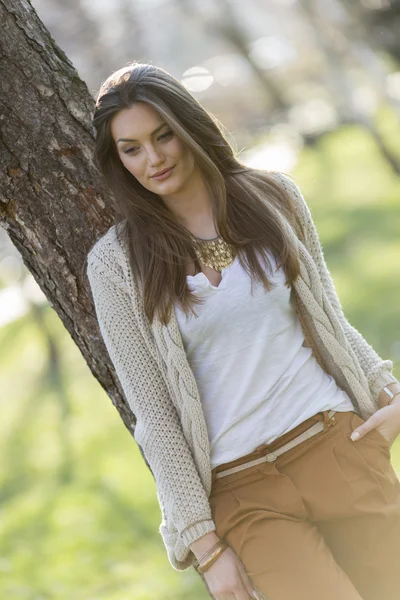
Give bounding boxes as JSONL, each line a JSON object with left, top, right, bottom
{"left": 0, "top": 0, "right": 147, "bottom": 461}
{"left": 0, "top": 5, "right": 215, "bottom": 592}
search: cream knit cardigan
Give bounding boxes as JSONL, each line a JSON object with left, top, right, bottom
{"left": 86, "top": 172, "right": 399, "bottom": 571}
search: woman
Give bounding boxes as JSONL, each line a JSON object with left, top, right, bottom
{"left": 86, "top": 62, "right": 400, "bottom": 600}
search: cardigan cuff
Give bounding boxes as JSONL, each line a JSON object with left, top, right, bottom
{"left": 180, "top": 519, "right": 216, "bottom": 548}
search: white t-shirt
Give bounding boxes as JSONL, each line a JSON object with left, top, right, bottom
{"left": 174, "top": 251, "right": 355, "bottom": 469}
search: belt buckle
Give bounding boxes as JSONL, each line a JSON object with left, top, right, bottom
{"left": 265, "top": 452, "right": 277, "bottom": 462}
{"left": 228, "top": 412, "right": 338, "bottom": 477}
{"left": 255, "top": 441, "right": 278, "bottom": 463}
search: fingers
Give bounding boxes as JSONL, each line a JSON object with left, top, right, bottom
{"left": 206, "top": 546, "right": 264, "bottom": 600}
{"left": 350, "top": 414, "right": 382, "bottom": 441}
{"left": 235, "top": 557, "right": 263, "bottom": 599}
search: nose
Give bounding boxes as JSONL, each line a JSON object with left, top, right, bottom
{"left": 146, "top": 144, "right": 164, "bottom": 166}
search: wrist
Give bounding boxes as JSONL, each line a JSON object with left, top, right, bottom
{"left": 390, "top": 393, "right": 400, "bottom": 409}
{"left": 378, "top": 383, "right": 400, "bottom": 408}
{"left": 189, "top": 531, "right": 221, "bottom": 559}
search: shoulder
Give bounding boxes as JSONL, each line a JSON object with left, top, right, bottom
{"left": 86, "top": 221, "right": 129, "bottom": 283}
{"left": 265, "top": 171, "right": 312, "bottom": 244}
{"left": 269, "top": 171, "right": 305, "bottom": 209}
{"left": 269, "top": 171, "right": 316, "bottom": 234}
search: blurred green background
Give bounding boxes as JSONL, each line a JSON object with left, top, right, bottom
{"left": 1, "top": 1, "right": 400, "bottom": 598}
{"left": 1, "top": 106, "right": 399, "bottom": 599}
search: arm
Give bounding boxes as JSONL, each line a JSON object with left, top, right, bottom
{"left": 272, "top": 172, "right": 399, "bottom": 404}
{"left": 86, "top": 247, "right": 216, "bottom": 551}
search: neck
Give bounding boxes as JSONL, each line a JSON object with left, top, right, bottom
{"left": 161, "top": 167, "right": 216, "bottom": 238}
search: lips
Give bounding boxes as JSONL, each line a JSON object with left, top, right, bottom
{"left": 152, "top": 167, "right": 173, "bottom": 178}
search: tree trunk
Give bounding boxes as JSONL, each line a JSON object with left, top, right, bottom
{"left": 0, "top": 0, "right": 150, "bottom": 465}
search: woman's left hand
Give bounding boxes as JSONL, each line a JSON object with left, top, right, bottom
{"left": 350, "top": 402, "right": 400, "bottom": 448}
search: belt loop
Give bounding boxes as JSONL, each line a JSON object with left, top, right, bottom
{"left": 322, "top": 410, "right": 334, "bottom": 433}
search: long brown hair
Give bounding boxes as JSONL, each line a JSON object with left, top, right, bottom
{"left": 92, "top": 62, "right": 302, "bottom": 326}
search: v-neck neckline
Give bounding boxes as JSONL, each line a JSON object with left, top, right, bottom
{"left": 186, "top": 255, "right": 239, "bottom": 291}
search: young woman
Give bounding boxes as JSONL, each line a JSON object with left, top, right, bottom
{"left": 86, "top": 62, "right": 400, "bottom": 600}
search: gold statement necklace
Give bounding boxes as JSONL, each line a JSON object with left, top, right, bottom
{"left": 190, "top": 233, "right": 237, "bottom": 272}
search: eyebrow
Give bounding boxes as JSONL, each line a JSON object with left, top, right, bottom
{"left": 117, "top": 123, "right": 168, "bottom": 144}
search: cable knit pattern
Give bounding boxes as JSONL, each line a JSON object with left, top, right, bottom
{"left": 273, "top": 173, "right": 398, "bottom": 400}
{"left": 86, "top": 172, "right": 398, "bottom": 571}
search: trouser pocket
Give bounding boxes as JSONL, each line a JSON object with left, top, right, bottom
{"left": 333, "top": 411, "right": 400, "bottom": 505}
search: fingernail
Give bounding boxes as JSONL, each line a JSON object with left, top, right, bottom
{"left": 350, "top": 431, "right": 360, "bottom": 441}
{"left": 253, "top": 591, "right": 263, "bottom": 600}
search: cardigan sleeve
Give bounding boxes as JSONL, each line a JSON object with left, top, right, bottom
{"left": 86, "top": 246, "right": 216, "bottom": 556}
{"left": 272, "top": 172, "right": 399, "bottom": 403}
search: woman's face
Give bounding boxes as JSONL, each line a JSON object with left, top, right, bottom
{"left": 110, "top": 102, "right": 196, "bottom": 198}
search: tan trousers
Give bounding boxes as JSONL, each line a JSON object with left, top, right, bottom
{"left": 210, "top": 410, "right": 400, "bottom": 600}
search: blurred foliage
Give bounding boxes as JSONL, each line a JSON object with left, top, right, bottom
{"left": 1, "top": 106, "right": 400, "bottom": 599}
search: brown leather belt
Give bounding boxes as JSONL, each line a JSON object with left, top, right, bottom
{"left": 214, "top": 409, "right": 337, "bottom": 480}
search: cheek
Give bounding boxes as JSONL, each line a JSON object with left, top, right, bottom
{"left": 173, "top": 143, "right": 194, "bottom": 171}
{"left": 120, "top": 156, "right": 144, "bottom": 178}
{"left": 182, "top": 151, "right": 196, "bottom": 174}
{"left": 171, "top": 138, "right": 187, "bottom": 158}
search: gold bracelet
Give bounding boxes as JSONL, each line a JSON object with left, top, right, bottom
{"left": 195, "top": 540, "right": 228, "bottom": 573}
{"left": 381, "top": 386, "right": 400, "bottom": 407}
{"left": 383, "top": 385, "right": 400, "bottom": 400}
{"left": 196, "top": 540, "right": 222, "bottom": 565}
{"left": 195, "top": 539, "right": 226, "bottom": 569}
{"left": 197, "top": 542, "right": 228, "bottom": 573}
